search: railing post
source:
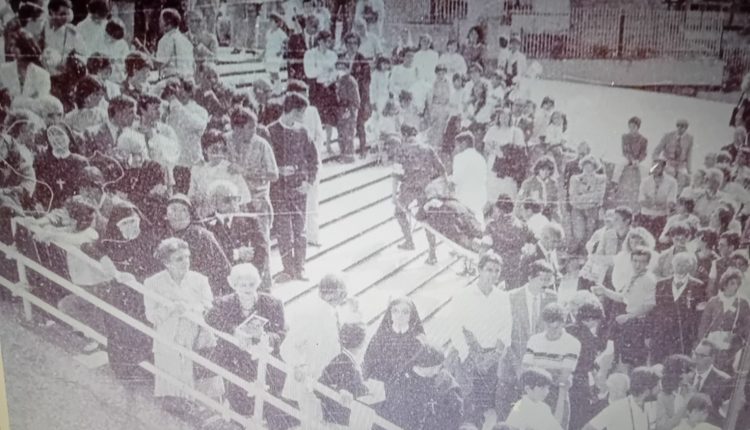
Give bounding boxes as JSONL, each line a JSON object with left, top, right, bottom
{"left": 9, "top": 219, "right": 31, "bottom": 321}
{"left": 252, "top": 352, "right": 267, "bottom": 429}
{"left": 617, "top": 9, "right": 626, "bottom": 59}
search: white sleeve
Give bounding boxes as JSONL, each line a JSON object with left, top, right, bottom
{"left": 303, "top": 50, "right": 319, "bottom": 79}
{"left": 155, "top": 36, "right": 170, "bottom": 65}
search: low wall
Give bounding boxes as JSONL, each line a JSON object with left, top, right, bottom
{"left": 536, "top": 58, "right": 725, "bottom": 88}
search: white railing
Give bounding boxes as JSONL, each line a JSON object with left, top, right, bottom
{"left": 0, "top": 217, "right": 402, "bottom": 430}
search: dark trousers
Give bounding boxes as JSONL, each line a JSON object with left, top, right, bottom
{"left": 337, "top": 110, "right": 358, "bottom": 156}
{"left": 330, "top": 0, "right": 354, "bottom": 37}
{"left": 613, "top": 316, "right": 649, "bottom": 367}
{"left": 273, "top": 192, "right": 307, "bottom": 276}
{"left": 636, "top": 213, "right": 667, "bottom": 242}
{"left": 395, "top": 186, "right": 436, "bottom": 253}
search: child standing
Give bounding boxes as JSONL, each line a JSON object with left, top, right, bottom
{"left": 505, "top": 368, "right": 564, "bottom": 430}
{"left": 335, "top": 59, "right": 360, "bottom": 163}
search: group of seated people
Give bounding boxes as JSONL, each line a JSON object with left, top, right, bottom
{"left": 3, "top": 0, "right": 750, "bottom": 429}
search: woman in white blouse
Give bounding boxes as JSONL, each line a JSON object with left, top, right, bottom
{"left": 0, "top": 30, "right": 50, "bottom": 100}
{"left": 144, "top": 238, "right": 224, "bottom": 402}
{"left": 437, "top": 39, "right": 467, "bottom": 78}
{"left": 413, "top": 33, "right": 439, "bottom": 84}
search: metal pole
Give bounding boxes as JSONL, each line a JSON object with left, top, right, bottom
{"left": 724, "top": 343, "right": 750, "bottom": 430}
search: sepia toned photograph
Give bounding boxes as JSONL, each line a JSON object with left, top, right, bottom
{"left": 0, "top": 0, "right": 750, "bottom": 429}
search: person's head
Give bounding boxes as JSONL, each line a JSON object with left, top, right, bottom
{"left": 185, "top": 9, "right": 205, "bottom": 34}
{"left": 446, "top": 39, "right": 459, "bottom": 53}
{"left": 385, "top": 296, "right": 422, "bottom": 333}
{"left": 493, "top": 194, "right": 515, "bottom": 216}
{"left": 107, "top": 95, "right": 137, "bottom": 129}
{"left": 286, "top": 79, "right": 310, "bottom": 99}
{"left": 522, "top": 198, "right": 542, "bottom": 217}
{"left": 125, "top": 51, "right": 152, "bottom": 83}
{"left": 412, "top": 342, "right": 445, "bottom": 378}
{"left": 48, "top": 0, "right": 72, "bottom": 28}
{"left": 575, "top": 301, "right": 604, "bottom": 332}
{"left": 629, "top": 367, "right": 661, "bottom": 400}
{"left": 527, "top": 260, "right": 555, "bottom": 292}
{"left": 304, "top": 14, "right": 320, "bottom": 34}
{"left": 675, "top": 195, "right": 695, "bottom": 216}
{"left": 87, "top": 0, "right": 110, "bottom": 22}
{"left": 574, "top": 141, "right": 591, "bottom": 159}
{"left": 227, "top": 263, "right": 261, "bottom": 304}
{"left": 520, "top": 368, "right": 552, "bottom": 403}
{"left": 541, "top": 303, "right": 566, "bottom": 340}
{"left": 627, "top": 116, "right": 642, "bottom": 132}
{"left": 676, "top": 119, "right": 689, "bottom": 134}
{"left": 230, "top": 107, "right": 257, "bottom": 136}
{"left": 718, "top": 231, "right": 740, "bottom": 258}
{"left": 630, "top": 247, "right": 653, "bottom": 274}
{"left": 731, "top": 250, "right": 749, "bottom": 273}
{"left": 111, "top": 206, "right": 141, "bottom": 241}
{"left": 159, "top": 8, "right": 181, "bottom": 33}
{"left": 435, "top": 63, "right": 448, "bottom": 80}
{"left": 661, "top": 354, "right": 696, "bottom": 394}
{"left": 454, "top": 131, "right": 475, "bottom": 153}
{"left": 400, "top": 123, "right": 418, "bottom": 140}
{"left": 672, "top": 252, "right": 696, "bottom": 278}
{"left": 533, "top": 157, "right": 555, "bottom": 180}
{"left": 208, "top": 179, "right": 241, "bottom": 214}
{"left": 138, "top": 95, "right": 162, "bottom": 126}
{"left": 78, "top": 165, "right": 105, "bottom": 203}
{"left": 87, "top": 54, "right": 113, "bottom": 80}
{"left": 318, "top": 272, "right": 348, "bottom": 306}
{"left": 201, "top": 129, "right": 228, "bottom": 163}
{"left": 579, "top": 154, "right": 599, "bottom": 175}
{"left": 693, "top": 340, "right": 717, "bottom": 373}
{"left": 335, "top": 59, "right": 350, "bottom": 77}
{"left": 74, "top": 76, "right": 105, "bottom": 109}
{"left": 719, "top": 268, "right": 743, "bottom": 298}
{"left": 155, "top": 237, "right": 191, "bottom": 279}
{"left": 14, "top": 29, "right": 42, "bottom": 66}
{"left": 625, "top": 227, "right": 654, "bottom": 252}
{"left": 509, "top": 35, "right": 522, "bottom": 51}
{"left": 314, "top": 30, "right": 332, "bottom": 50}
{"left": 606, "top": 373, "right": 631, "bottom": 400}
{"left": 651, "top": 158, "right": 667, "bottom": 177}
{"left": 493, "top": 108, "right": 511, "bottom": 128}
{"left": 283, "top": 93, "right": 309, "bottom": 124}
{"left": 114, "top": 128, "right": 147, "bottom": 167}
{"left": 344, "top": 32, "right": 361, "bottom": 55}
{"left": 705, "top": 168, "right": 724, "bottom": 192}
{"left": 105, "top": 18, "right": 126, "bottom": 42}
{"left": 602, "top": 209, "right": 616, "bottom": 230}
{"left": 452, "top": 73, "right": 465, "bottom": 90}
{"left": 165, "top": 194, "right": 193, "bottom": 231}
{"left": 710, "top": 202, "right": 736, "bottom": 234}
{"left": 477, "top": 252, "right": 503, "bottom": 289}
{"left": 340, "top": 323, "right": 366, "bottom": 353}
{"left": 550, "top": 110, "right": 566, "bottom": 128}
{"left": 36, "top": 95, "right": 64, "bottom": 126}
{"left": 696, "top": 228, "right": 718, "bottom": 252}
{"left": 375, "top": 56, "right": 392, "bottom": 72}
{"left": 613, "top": 206, "right": 634, "bottom": 231}
{"left": 467, "top": 26, "right": 483, "bottom": 44}
{"left": 666, "top": 221, "right": 692, "bottom": 249}
{"left": 45, "top": 122, "right": 75, "bottom": 157}
{"left": 18, "top": 3, "right": 45, "bottom": 36}
{"left": 685, "top": 393, "right": 713, "bottom": 425}
{"left": 540, "top": 222, "right": 564, "bottom": 252}
{"left": 418, "top": 33, "right": 432, "bottom": 50}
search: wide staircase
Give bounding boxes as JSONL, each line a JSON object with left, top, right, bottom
{"left": 0, "top": 49, "right": 475, "bottom": 429}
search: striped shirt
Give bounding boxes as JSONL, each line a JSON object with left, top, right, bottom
{"left": 523, "top": 330, "right": 581, "bottom": 375}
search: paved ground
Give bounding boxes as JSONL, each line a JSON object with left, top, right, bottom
{"left": 0, "top": 301, "right": 193, "bottom": 430}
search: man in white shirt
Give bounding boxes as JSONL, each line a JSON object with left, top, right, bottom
{"left": 44, "top": 0, "right": 86, "bottom": 72}
{"left": 638, "top": 157, "right": 678, "bottom": 240}
{"left": 506, "top": 35, "right": 527, "bottom": 85}
{"left": 584, "top": 367, "right": 661, "bottom": 430}
{"left": 446, "top": 252, "right": 511, "bottom": 428}
{"left": 452, "top": 131, "right": 487, "bottom": 221}
{"left": 155, "top": 8, "right": 195, "bottom": 79}
{"left": 75, "top": 0, "right": 109, "bottom": 56}
{"left": 506, "top": 368, "right": 563, "bottom": 430}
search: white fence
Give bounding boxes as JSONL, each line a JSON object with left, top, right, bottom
{"left": 0, "top": 217, "right": 403, "bottom": 430}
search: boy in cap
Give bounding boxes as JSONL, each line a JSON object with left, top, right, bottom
{"left": 385, "top": 342, "right": 464, "bottom": 430}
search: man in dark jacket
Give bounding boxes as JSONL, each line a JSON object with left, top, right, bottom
{"left": 385, "top": 342, "right": 464, "bottom": 430}
{"left": 334, "top": 58, "right": 360, "bottom": 163}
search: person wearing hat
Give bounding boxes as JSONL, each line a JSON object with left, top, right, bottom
{"left": 384, "top": 341, "right": 464, "bottom": 430}
{"left": 639, "top": 155, "right": 679, "bottom": 237}
{"left": 569, "top": 154, "right": 607, "bottom": 255}
{"left": 653, "top": 119, "right": 694, "bottom": 189}
{"left": 164, "top": 193, "right": 232, "bottom": 296}
{"left": 451, "top": 130, "right": 487, "bottom": 220}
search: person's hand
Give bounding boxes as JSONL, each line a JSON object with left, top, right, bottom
{"left": 296, "top": 181, "right": 310, "bottom": 194}
{"left": 615, "top": 314, "right": 630, "bottom": 325}
{"left": 279, "top": 166, "right": 296, "bottom": 177}
{"left": 235, "top": 246, "right": 254, "bottom": 262}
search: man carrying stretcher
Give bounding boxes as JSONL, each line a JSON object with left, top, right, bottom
{"left": 392, "top": 124, "right": 447, "bottom": 265}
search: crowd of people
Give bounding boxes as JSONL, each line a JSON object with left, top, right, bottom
{"left": 2, "top": 0, "right": 750, "bottom": 429}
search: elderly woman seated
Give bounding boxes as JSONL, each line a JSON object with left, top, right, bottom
{"left": 415, "top": 177, "right": 483, "bottom": 252}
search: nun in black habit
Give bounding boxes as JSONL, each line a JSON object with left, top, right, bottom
{"left": 362, "top": 296, "right": 425, "bottom": 408}
{"left": 87, "top": 202, "right": 160, "bottom": 381}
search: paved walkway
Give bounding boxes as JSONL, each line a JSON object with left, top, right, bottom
{"left": 0, "top": 302, "right": 193, "bottom": 430}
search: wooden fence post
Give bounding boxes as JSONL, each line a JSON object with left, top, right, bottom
{"left": 617, "top": 10, "right": 626, "bottom": 59}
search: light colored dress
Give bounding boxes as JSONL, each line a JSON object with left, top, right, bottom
{"left": 144, "top": 270, "right": 223, "bottom": 399}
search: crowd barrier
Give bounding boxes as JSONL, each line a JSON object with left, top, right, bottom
{"left": 0, "top": 217, "right": 402, "bottom": 430}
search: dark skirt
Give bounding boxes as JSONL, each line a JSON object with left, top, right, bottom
{"left": 310, "top": 82, "right": 337, "bottom": 126}
{"left": 102, "top": 280, "right": 153, "bottom": 380}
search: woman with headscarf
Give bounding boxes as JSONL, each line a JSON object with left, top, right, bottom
{"left": 91, "top": 202, "right": 160, "bottom": 381}
{"left": 362, "top": 296, "right": 425, "bottom": 408}
{"left": 32, "top": 122, "right": 88, "bottom": 210}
